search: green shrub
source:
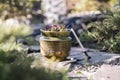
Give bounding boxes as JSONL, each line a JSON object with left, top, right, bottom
{"left": 85, "top": 1, "right": 120, "bottom": 52}
{"left": 0, "top": 23, "right": 32, "bottom": 42}
{"left": 0, "top": 49, "right": 68, "bottom": 80}
{"left": 0, "top": 0, "right": 40, "bottom": 14}
{"left": 0, "top": 23, "right": 68, "bottom": 80}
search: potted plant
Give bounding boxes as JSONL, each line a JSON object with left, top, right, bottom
{"left": 40, "top": 24, "right": 71, "bottom": 61}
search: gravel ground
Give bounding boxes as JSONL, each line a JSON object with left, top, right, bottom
{"left": 28, "top": 46, "right": 120, "bottom": 80}
{"left": 68, "top": 56, "right": 120, "bottom": 80}
{"left": 93, "top": 64, "right": 120, "bottom": 80}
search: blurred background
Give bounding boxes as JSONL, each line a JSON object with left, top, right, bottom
{"left": 0, "top": 0, "right": 116, "bottom": 25}
{"left": 0, "top": 0, "right": 120, "bottom": 80}
{"left": 0, "top": 0, "right": 119, "bottom": 52}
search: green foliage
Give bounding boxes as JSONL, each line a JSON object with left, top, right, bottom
{"left": 0, "top": 23, "right": 68, "bottom": 80}
{"left": 0, "top": 0, "right": 41, "bottom": 22}
{"left": 0, "top": 23, "right": 32, "bottom": 43}
{"left": 0, "top": 0, "right": 40, "bottom": 11}
{"left": 0, "top": 48, "right": 68, "bottom": 80}
{"left": 0, "top": 23, "right": 32, "bottom": 63}
{"left": 85, "top": 1, "right": 120, "bottom": 52}
{"left": 79, "top": 31, "right": 94, "bottom": 42}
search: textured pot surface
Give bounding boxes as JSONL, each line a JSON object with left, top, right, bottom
{"left": 40, "top": 36, "right": 71, "bottom": 61}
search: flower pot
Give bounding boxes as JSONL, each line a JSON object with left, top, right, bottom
{"left": 40, "top": 36, "right": 71, "bottom": 61}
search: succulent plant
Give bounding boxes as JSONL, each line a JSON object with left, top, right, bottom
{"left": 44, "top": 24, "right": 67, "bottom": 32}
{"left": 41, "top": 24, "right": 71, "bottom": 37}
